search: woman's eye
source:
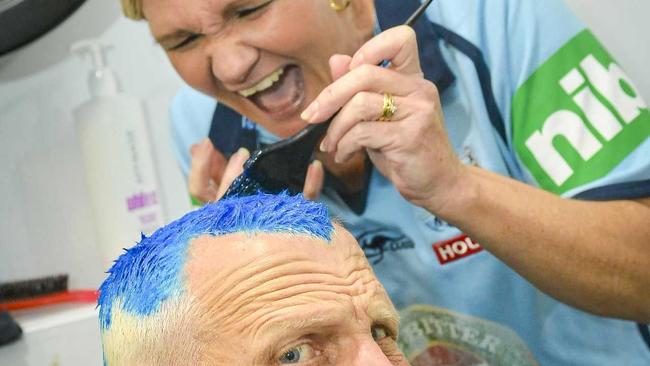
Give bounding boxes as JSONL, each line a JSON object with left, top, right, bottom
{"left": 236, "top": 0, "right": 273, "bottom": 18}
{"left": 371, "top": 325, "right": 391, "bottom": 341}
{"left": 278, "top": 344, "right": 315, "bottom": 364}
{"left": 170, "top": 34, "right": 201, "bottom": 51}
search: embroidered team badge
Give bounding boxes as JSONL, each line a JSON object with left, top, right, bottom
{"left": 398, "top": 305, "right": 539, "bottom": 366}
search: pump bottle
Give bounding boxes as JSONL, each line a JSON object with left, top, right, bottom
{"left": 71, "top": 39, "right": 165, "bottom": 270}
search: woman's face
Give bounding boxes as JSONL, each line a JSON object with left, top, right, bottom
{"left": 143, "top": 0, "right": 376, "bottom": 138}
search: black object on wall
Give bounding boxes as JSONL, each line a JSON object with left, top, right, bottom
{"left": 0, "top": 0, "right": 87, "bottom": 57}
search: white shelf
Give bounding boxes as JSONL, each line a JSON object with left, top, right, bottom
{"left": 0, "top": 304, "right": 102, "bottom": 366}
{"left": 12, "top": 303, "right": 98, "bottom": 334}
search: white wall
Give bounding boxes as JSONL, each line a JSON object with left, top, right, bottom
{"left": 565, "top": 0, "right": 650, "bottom": 100}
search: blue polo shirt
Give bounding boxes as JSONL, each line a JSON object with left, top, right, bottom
{"left": 169, "top": 0, "right": 650, "bottom": 364}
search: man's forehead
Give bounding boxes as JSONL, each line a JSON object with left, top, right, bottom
{"left": 180, "top": 226, "right": 375, "bottom": 315}
{"left": 182, "top": 229, "right": 397, "bottom": 362}
{"left": 186, "top": 229, "right": 355, "bottom": 282}
{"left": 186, "top": 224, "right": 356, "bottom": 265}
{"left": 186, "top": 230, "right": 338, "bottom": 267}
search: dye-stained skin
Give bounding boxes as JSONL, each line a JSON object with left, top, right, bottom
{"left": 185, "top": 226, "right": 410, "bottom": 365}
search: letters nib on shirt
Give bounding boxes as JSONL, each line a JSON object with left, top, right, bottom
{"left": 513, "top": 30, "right": 650, "bottom": 194}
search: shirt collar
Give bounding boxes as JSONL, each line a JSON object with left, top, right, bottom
{"left": 374, "top": 0, "right": 455, "bottom": 93}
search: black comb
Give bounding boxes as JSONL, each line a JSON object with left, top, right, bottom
{"left": 223, "top": 0, "right": 435, "bottom": 198}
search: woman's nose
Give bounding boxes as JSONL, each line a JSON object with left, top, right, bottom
{"left": 349, "top": 337, "right": 396, "bottom": 366}
{"left": 205, "top": 36, "right": 259, "bottom": 87}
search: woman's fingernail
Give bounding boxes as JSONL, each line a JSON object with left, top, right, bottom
{"left": 301, "top": 101, "right": 319, "bottom": 122}
{"left": 236, "top": 147, "right": 250, "bottom": 158}
{"left": 319, "top": 139, "right": 328, "bottom": 152}
{"left": 198, "top": 139, "right": 208, "bottom": 151}
{"left": 311, "top": 159, "right": 323, "bottom": 168}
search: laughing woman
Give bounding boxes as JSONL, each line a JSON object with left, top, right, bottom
{"left": 119, "top": 0, "right": 650, "bottom": 364}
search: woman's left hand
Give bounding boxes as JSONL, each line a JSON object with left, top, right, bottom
{"left": 301, "top": 26, "right": 464, "bottom": 212}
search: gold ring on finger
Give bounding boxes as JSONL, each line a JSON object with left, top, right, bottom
{"left": 379, "top": 93, "right": 397, "bottom": 122}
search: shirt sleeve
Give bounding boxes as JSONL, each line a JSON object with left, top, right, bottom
{"left": 495, "top": 0, "right": 650, "bottom": 199}
{"left": 168, "top": 85, "right": 217, "bottom": 178}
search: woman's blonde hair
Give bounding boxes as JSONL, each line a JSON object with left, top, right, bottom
{"left": 120, "top": 0, "right": 145, "bottom": 20}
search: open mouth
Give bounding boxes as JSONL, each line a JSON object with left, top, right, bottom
{"left": 240, "top": 65, "right": 305, "bottom": 120}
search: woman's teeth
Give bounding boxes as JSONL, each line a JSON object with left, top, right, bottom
{"left": 238, "top": 68, "right": 285, "bottom": 98}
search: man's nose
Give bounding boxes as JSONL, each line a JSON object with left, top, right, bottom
{"left": 349, "top": 337, "right": 395, "bottom": 366}
{"left": 205, "top": 36, "right": 259, "bottom": 87}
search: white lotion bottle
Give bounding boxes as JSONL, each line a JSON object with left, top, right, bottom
{"left": 71, "top": 39, "right": 165, "bottom": 271}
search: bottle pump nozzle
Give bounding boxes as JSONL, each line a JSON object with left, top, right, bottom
{"left": 71, "top": 39, "right": 119, "bottom": 97}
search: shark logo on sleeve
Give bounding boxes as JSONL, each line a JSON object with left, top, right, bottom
{"left": 513, "top": 30, "right": 650, "bottom": 194}
{"left": 357, "top": 228, "right": 416, "bottom": 265}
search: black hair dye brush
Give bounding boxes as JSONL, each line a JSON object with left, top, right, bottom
{"left": 223, "top": 0, "right": 435, "bottom": 198}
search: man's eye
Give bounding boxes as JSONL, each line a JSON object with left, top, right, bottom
{"left": 371, "top": 325, "right": 391, "bottom": 341}
{"left": 278, "top": 344, "right": 316, "bottom": 364}
{"left": 236, "top": 0, "right": 274, "bottom": 18}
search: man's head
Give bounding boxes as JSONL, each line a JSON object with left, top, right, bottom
{"left": 99, "top": 192, "right": 408, "bottom": 365}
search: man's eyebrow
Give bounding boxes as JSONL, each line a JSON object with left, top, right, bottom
{"left": 265, "top": 312, "right": 344, "bottom": 334}
{"left": 262, "top": 301, "right": 399, "bottom": 338}
{"left": 254, "top": 312, "right": 344, "bottom": 362}
{"left": 368, "top": 301, "right": 400, "bottom": 336}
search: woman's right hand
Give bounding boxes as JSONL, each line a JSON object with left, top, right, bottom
{"left": 188, "top": 138, "right": 249, "bottom": 203}
{"left": 187, "top": 138, "right": 325, "bottom": 203}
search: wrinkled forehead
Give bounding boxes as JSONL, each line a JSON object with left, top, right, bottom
{"left": 181, "top": 225, "right": 384, "bottom": 317}
{"left": 179, "top": 227, "right": 396, "bottom": 359}
{"left": 183, "top": 225, "right": 365, "bottom": 294}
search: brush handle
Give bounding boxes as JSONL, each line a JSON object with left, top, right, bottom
{"left": 1, "top": 290, "right": 99, "bottom": 311}
{"left": 405, "top": 0, "right": 434, "bottom": 27}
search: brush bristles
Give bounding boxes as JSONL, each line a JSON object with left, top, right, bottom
{"left": 0, "top": 275, "right": 68, "bottom": 301}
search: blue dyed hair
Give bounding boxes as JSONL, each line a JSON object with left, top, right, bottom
{"left": 98, "top": 192, "right": 332, "bottom": 331}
